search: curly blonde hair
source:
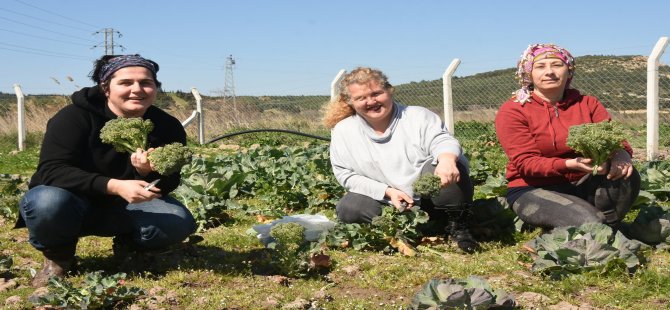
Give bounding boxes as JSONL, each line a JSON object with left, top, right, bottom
{"left": 322, "top": 67, "right": 394, "bottom": 128}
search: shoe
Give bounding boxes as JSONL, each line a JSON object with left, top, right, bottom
{"left": 31, "top": 257, "right": 76, "bottom": 287}
{"left": 447, "top": 221, "right": 481, "bottom": 254}
{"left": 112, "top": 236, "right": 158, "bottom": 272}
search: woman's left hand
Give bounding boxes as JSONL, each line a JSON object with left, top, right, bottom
{"left": 435, "top": 153, "right": 460, "bottom": 187}
{"left": 607, "top": 149, "right": 634, "bottom": 180}
{"left": 130, "top": 147, "right": 154, "bottom": 177}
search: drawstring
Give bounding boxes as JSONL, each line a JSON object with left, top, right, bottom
{"left": 543, "top": 102, "right": 558, "bottom": 149}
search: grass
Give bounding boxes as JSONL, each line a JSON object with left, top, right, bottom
{"left": 1, "top": 135, "right": 670, "bottom": 309}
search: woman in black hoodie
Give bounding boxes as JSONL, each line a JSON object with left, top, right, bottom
{"left": 18, "top": 54, "right": 196, "bottom": 287}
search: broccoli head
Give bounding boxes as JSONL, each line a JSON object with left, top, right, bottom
{"left": 413, "top": 173, "right": 442, "bottom": 197}
{"left": 270, "top": 222, "right": 306, "bottom": 247}
{"left": 566, "top": 121, "right": 625, "bottom": 175}
{"left": 147, "top": 142, "right": 193, "bottom": 175}
{"left": 99, "top": 117, "right": 154, "bottom": 153}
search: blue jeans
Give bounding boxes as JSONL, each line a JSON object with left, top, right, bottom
{"left": 19, "top": 185, "right": 196, "bottom": 251}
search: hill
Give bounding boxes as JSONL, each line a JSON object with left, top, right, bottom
{"left": 1, "top": 55, "right": 668, "bottom": 113}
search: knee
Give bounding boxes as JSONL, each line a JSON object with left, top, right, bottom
{"left": 336, "top": 193, "right": 381, "bottom": 224}
{"left": 21, "top": 186, "right": 82, "bottom": 224}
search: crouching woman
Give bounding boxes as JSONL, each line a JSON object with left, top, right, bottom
{"left": 495, "top": 43, "right": 640, "bottom": 231}
{"left": 323, "top": 67, "right": 480, "bottom": 253}
{"left": 17, "top": 54, "right": 196, "bottom": 286}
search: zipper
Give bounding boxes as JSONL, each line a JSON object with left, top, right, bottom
{"left": 554, "top": 106, "right": 559, "bottom": 118}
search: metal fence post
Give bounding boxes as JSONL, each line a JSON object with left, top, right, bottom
{"left": 331, "top": 69, "right": 345, "bottom": 101}
{"left": 647, "top": 36, "right": 669, "bottom": 161}
{"left": 13, "top": 84, "right": 26, "bottom": 151}
{"left": 442, "top": 59, "right": 461, "bottom": 135}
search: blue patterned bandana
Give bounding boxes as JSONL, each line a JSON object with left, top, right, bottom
{"left": 99, "top": 55, "right": 158, "bottom": 83}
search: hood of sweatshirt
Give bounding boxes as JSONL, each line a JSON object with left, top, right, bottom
{"left": 70, "top": 86, "right": 118, "bottom": 119}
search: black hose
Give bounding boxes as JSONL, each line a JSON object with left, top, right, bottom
{"left": 205, "top": 128, "right": 331, "bottom": 144}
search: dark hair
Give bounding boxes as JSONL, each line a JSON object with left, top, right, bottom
{"left": 89, "top": 54, "right": 162, "bottom": 89}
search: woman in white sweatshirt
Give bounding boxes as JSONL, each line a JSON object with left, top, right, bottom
{"left": 322, "top": 67, "right": 479, "bottom": 253}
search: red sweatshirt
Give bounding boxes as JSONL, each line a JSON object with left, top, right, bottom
{"left": 494, "top": 89, "right": 633, "bottom": 188}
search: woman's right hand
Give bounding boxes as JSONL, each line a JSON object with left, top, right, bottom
{"left": 107, "top": 179, "right": 161, "bottom": 203}
{"left": 385, "top": 187, "right": 413, "bottom": 211}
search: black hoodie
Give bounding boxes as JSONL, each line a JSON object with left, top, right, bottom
{"left": 17, "top": 86, "right": 186, "bottom": 227}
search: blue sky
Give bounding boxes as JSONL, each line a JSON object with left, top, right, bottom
{"left": 1, "top": 0, "right": 668, "bottom": 96}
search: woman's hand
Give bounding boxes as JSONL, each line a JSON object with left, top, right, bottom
{"left": 565, "top": 157, "right": 606, "bottom": 174}
{"left": 107, "top": 179, "right": 161, "bottom": 203}
{"left": 385, "top": 187, "right": 413, "bottom": 211}
{"left": 607, "top": 150, "right": 634, "bottom": 180}
{"left": 130, "top": 147, "right": 154, "bottom": 177}
{"left": 435, "top": 153, "right": 460, "bottom": 187}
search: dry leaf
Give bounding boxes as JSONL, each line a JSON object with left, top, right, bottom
{"left": 390, "top": 237, "right": 416, "bottom": 256}
{"left": 309, "top": 253, "right": 332, "bottom": 269}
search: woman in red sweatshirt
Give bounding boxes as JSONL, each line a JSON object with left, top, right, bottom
{"left": 494, "top": 43, "right": 640, "bottom": 229}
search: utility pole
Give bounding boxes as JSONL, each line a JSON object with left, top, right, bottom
{"left": 223, "top": 55, "right": 237, "bottom": 110}
{"left": 92, "top": 28, "right": 125, "bottom": 55}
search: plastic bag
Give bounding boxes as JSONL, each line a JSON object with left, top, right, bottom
{"left": 249, "top": 214, "right": 336, "bottom": 247}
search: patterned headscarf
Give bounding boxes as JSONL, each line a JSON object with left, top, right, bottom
{"left": 98, "top": 54, "right": 158, "bottom": 83}
{"left": 513, "top": 43, "right": 575, "bottom": 104}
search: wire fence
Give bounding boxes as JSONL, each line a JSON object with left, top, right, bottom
{"left": 5, "top": 42, "right": 670, "bottom": 160}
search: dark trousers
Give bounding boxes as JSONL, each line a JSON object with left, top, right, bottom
{"left": 336, "top": 161, "right": 474, "bottom": 224}
{"left": 512, "top": 170, "right": 641, "bottom": 229}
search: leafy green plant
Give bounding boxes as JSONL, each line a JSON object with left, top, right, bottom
{"left": 148, "top": 142, "right": 193, "bottom": 175}
{"left": 99, "top": 117, "right": 154, "bottom": 153}
{"left": 409, "top": 276, "right": 516, "bottom": 309}
{"left": 173, "top": 156, "right": 246, "bottom": 231}
{"left": 637, "top": 160, "right": 670, "bottom": 202}
{"left": 0, "top": 254, "right": 12, "bottom": 273}
{"left": 523, "top": 223, "right": 647, "bottom": 279}
{"left": 0, "top": 174, "right": 29, "bottom": 220}
{"left": 566, "top": 121, "right": 626, "bottom": 175}
{"left": 324, "top": 206, "right": 429, "bottom": 255}
{"left": 32, "top": 271, "right": 145, "bottom": 309}
{"left": 267, "top": 222, "right": 330, "bottom": 277}
{"left": 413, "top": 174, "right": 441, "bottom": 197}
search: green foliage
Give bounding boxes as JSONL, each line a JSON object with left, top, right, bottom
{"left": 0, "top": 254, "right": 12, "bottom": 273}
{"left": 637, "top": 160, "right": 670, "bottom": 202}
{"left": 148, "top": 142, "right": 194, "bottom": 175}
{"left": 524, "top": 223, "right": 647, "bottom": 279}
{"left": 566, "top": 121, "right": 626, "bottom": 175}
{"left": 99, "top": 117, "right": 154, "bottom": 153}
{"left": 409, "top": 276, "right": 516, "bottom": 309}
{"left": 32, "top": 271, "right": 145, "bottom": 309}
{"left": 0, "top": 174, "right": 28, "bottom": 220}
{"left": 324, "top": 206, "right": 429, "bottom": 253}
{"left": 173, "top": 156, "right": 246, "bottom": 231}
{"left": 413, "top": 174, "right": 441, "bottom": 197}
{"left": 268, "top": 222, "right": 312, "bottom": 277}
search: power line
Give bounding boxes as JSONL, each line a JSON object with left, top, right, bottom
{"left": 0, "top": 42, "right": 90, "bottom": 59}
{"left": 92, "top": 28, "right": 124, "bottom": 55}
{"left": 0, "top": 46, "right": 89, "bottom": 60}
{"left": 0, "top": 27, "right": 90, "bottom": 46}
{"left": 12, "top": 0, "right": 99, "bottom": 29}
{"left": 0, "top": 15, "right": 96, "bottom": 43}
{"left": 0, "top": 7, "right": 95, "bottom": 33}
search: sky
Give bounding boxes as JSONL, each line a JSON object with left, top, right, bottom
{"left": 1, "top": 0, "right": 669, "bottom": 96}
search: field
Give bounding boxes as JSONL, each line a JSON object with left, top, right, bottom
{"left": 1, "top": 111, "right": 670, "bottom": 309}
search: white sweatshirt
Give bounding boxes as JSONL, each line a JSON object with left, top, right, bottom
{"left": 329, "top": 103, "right": 466, "bottom": 201}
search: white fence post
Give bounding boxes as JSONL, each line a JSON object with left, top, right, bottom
{"left": 13, "top": 84, "right": 26, "bottom": 151}
{"left": 647, "top": 36, "right": 669, "bottom": 161}
{"left": 442, "top": 59, "right": 461, "bottom": 135}
{"left": 330, "top": 69, "right": 346, "bottom": 101}
{"left": 181, "top": 87, "right": 204, "bottom": 144}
